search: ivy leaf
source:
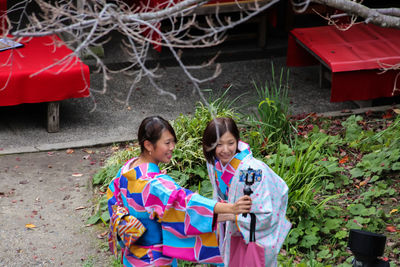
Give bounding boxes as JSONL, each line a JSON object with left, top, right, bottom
{"left": 392, "top": 162, "right": 400, "bottom": 171}
{"left": 317, "top": 249, "right": 331, "bottom": 259}
{"left": 321, "top": 218, "right": 341, "bottom": 234}
{"left": 287, "top": 229, "right": 300, "bottom": 244}
{"left": 360, "top": 207, "right": 376, "bottom": 216}
{"left": 348, "top": 204, "right": 366, "bottom": 215}
{"left": 300, "top": 234, "right": 319, "bottom": 248}
{"left": 334, "top": 230, "right": 348, "bottom": 240}
{"left": 342, "top": 115, "right": 363, "bottom": 142}
{"left": 370, "top": 175, "right": 380, "bottom": 182}
{"left": 350, "top": 168, "right": 365, "bottom": 178}
{"left": 326, "top": 182, "right": 335, "bottom": 190}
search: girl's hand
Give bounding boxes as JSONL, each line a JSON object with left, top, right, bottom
{"left": 214, "top": 196, "right": 252, "bottom": 214}
{"left": 231, "top": 195, "right": 252, "bottom": 214}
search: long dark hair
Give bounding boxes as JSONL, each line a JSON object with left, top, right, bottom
{"left": 202, "top": 117, "right": 240, "bottom": 164}
{"left": 138, "top": 116, "right": 177, "bottom": 152}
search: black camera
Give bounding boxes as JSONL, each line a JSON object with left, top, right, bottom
{"left": 348, "top": 229, "right": 390, "bottom": 267}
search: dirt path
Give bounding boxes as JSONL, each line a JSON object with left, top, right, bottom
{"left": 0, "top": 146, "right": 114, "bottom": 266}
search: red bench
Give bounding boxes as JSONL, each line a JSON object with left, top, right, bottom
{"left": 286, "top": 23, "right": 400, "bottom": 102}
{"left": 0, "top": 0, "right": 90, "bottom": 132}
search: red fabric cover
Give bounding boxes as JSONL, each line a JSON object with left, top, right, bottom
{"left": 0, "top": 35, "right": 90, "bottom": 106}
{"left": 286, "top": 23, "right": 400, "bottom": 102}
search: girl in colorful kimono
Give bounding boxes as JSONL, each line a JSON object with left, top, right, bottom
{"left": 202, "top": 117, "right": 291, "bottom": 267}
{"left": 107, "top": 116, "right": 252, "bottom": 266}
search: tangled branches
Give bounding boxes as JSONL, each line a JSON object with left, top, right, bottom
{"left": 291, "top": 0, "right": 400, "bottom": 29}
{"left": 3, "top": 0, "right": 279, "bottom": 107}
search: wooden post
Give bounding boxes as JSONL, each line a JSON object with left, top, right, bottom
{"left": 47, "top": 101, "right": 60, "bottom": 133}
{"left": 258, "top": 14, "right": 267, "bottom": 48}
{"left": 319, "top": 64, "right": 331, "bottom": 89}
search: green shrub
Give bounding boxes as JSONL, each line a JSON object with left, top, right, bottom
{"left": 241, "top": 64, "right": 292, "bottom": 156}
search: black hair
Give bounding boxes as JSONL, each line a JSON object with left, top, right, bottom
{"left": 138, "top": 116, "right": 177, "bottom": 152}
{"left": 202, "top": 117, "right": 240, "bottom": 164}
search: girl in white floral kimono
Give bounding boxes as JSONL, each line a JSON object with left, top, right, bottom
{"left": 202, "top": 117, "right": 291, "bottom": 267}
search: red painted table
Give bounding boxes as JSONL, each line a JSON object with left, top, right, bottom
{"left": 286, "top": 23, "right": 400, "bottom": 102}
{"left": 0, "top": 35, "right": 90, "bottom": 132}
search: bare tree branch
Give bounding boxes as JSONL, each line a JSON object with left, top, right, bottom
{"left": 2, "top": 0, "right": 281, "bottom": 108}
{"left": 307, "top": 0, "right": 400, "bottom": 28}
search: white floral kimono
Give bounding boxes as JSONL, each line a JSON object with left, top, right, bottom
{"left": 207, "top": 141, "right": 291, "bottom": 267}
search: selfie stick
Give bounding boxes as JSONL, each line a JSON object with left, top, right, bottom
{"left": 243, "top": 168, "right": 255, "bottom": 218}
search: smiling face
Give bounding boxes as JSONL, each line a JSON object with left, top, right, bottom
{"left": 215, "top": 131, "right": 238, "bottom": 166}
{"left": 149, "top": 129, "right": 176, "bottom": 165}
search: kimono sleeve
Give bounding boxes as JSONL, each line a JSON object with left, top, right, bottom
{"left": 143, "top": 175, "right": 218, "bottom": 235}
{"left": 107, "top": 167, "right": 123, "bottom": 217}
{"left": 235, "top": 163, "right": 291, "bottom": 253}
{"left": 144, "top": 175, "right": 222, "bottom": 263}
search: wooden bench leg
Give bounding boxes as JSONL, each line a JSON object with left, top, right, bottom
{"left": 319, "top": 64, "right": 331, "bottom": 89}
{"left": 47, "top": 101, "right": 60, "bottom": 133}
{"left": 258, "top": 14, "right": 267, "bottom": 48}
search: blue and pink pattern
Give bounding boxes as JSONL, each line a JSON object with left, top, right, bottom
{"left": 107, "top": 158, "right": 223, "bottom": 266}
{"left": 208, "top": 141, "right": 291, "bottom": 267}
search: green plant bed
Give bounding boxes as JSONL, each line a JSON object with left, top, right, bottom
{"left": 89, "top": 84, "right": 400, "bottom": 266}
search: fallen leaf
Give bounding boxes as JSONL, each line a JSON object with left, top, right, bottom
{"left": 339, "top": 156, "right": 349, "bottom": 164}
{"left": 97, "top": 231, "right": 108, "bottom": 239}
{"left": 83, "top": 149, "right": 93, "bottom": 154}
{"left": 111, "top": 146, "right": 119, "bottom": 151}
{"left": 66, "top": 148, "right": 74, "bottom": 154}
{"left": 341, "top": 109, "right": 352, "bottom": 113}
{"left": 25, "top": 224, "right": 36, "bottom": 229}
{"left": 393, "top": 108, "right": 400, "bottom": 114}
{"left": 387, "top": 241, "right": 395, "bottom": 247}
{"left": 382, "top": 112, "right": 393, "bottom": 119}
{"left": 386, "top": 225, "right": 397, "bottom": 232}
{"left": 359, "top": 177, "right": 371, "bottom": 187}
{"left": 223, "top": 83, "right": 231, "bottom": 89}
{"left": 75, "top": 206, "right": 86, "bottom": 210}
{"left": 390, "top": 209, "right": 398, "bottom": 214}
{"left": 72, "top": 173, "right": 83, "bottom": 177}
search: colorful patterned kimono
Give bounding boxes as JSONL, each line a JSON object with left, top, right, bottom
{"left": 107, "top": 158, "right": 223, "bottom": 266}
{"left": 207, "top": 141, "right": 291, "bottom": 267}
